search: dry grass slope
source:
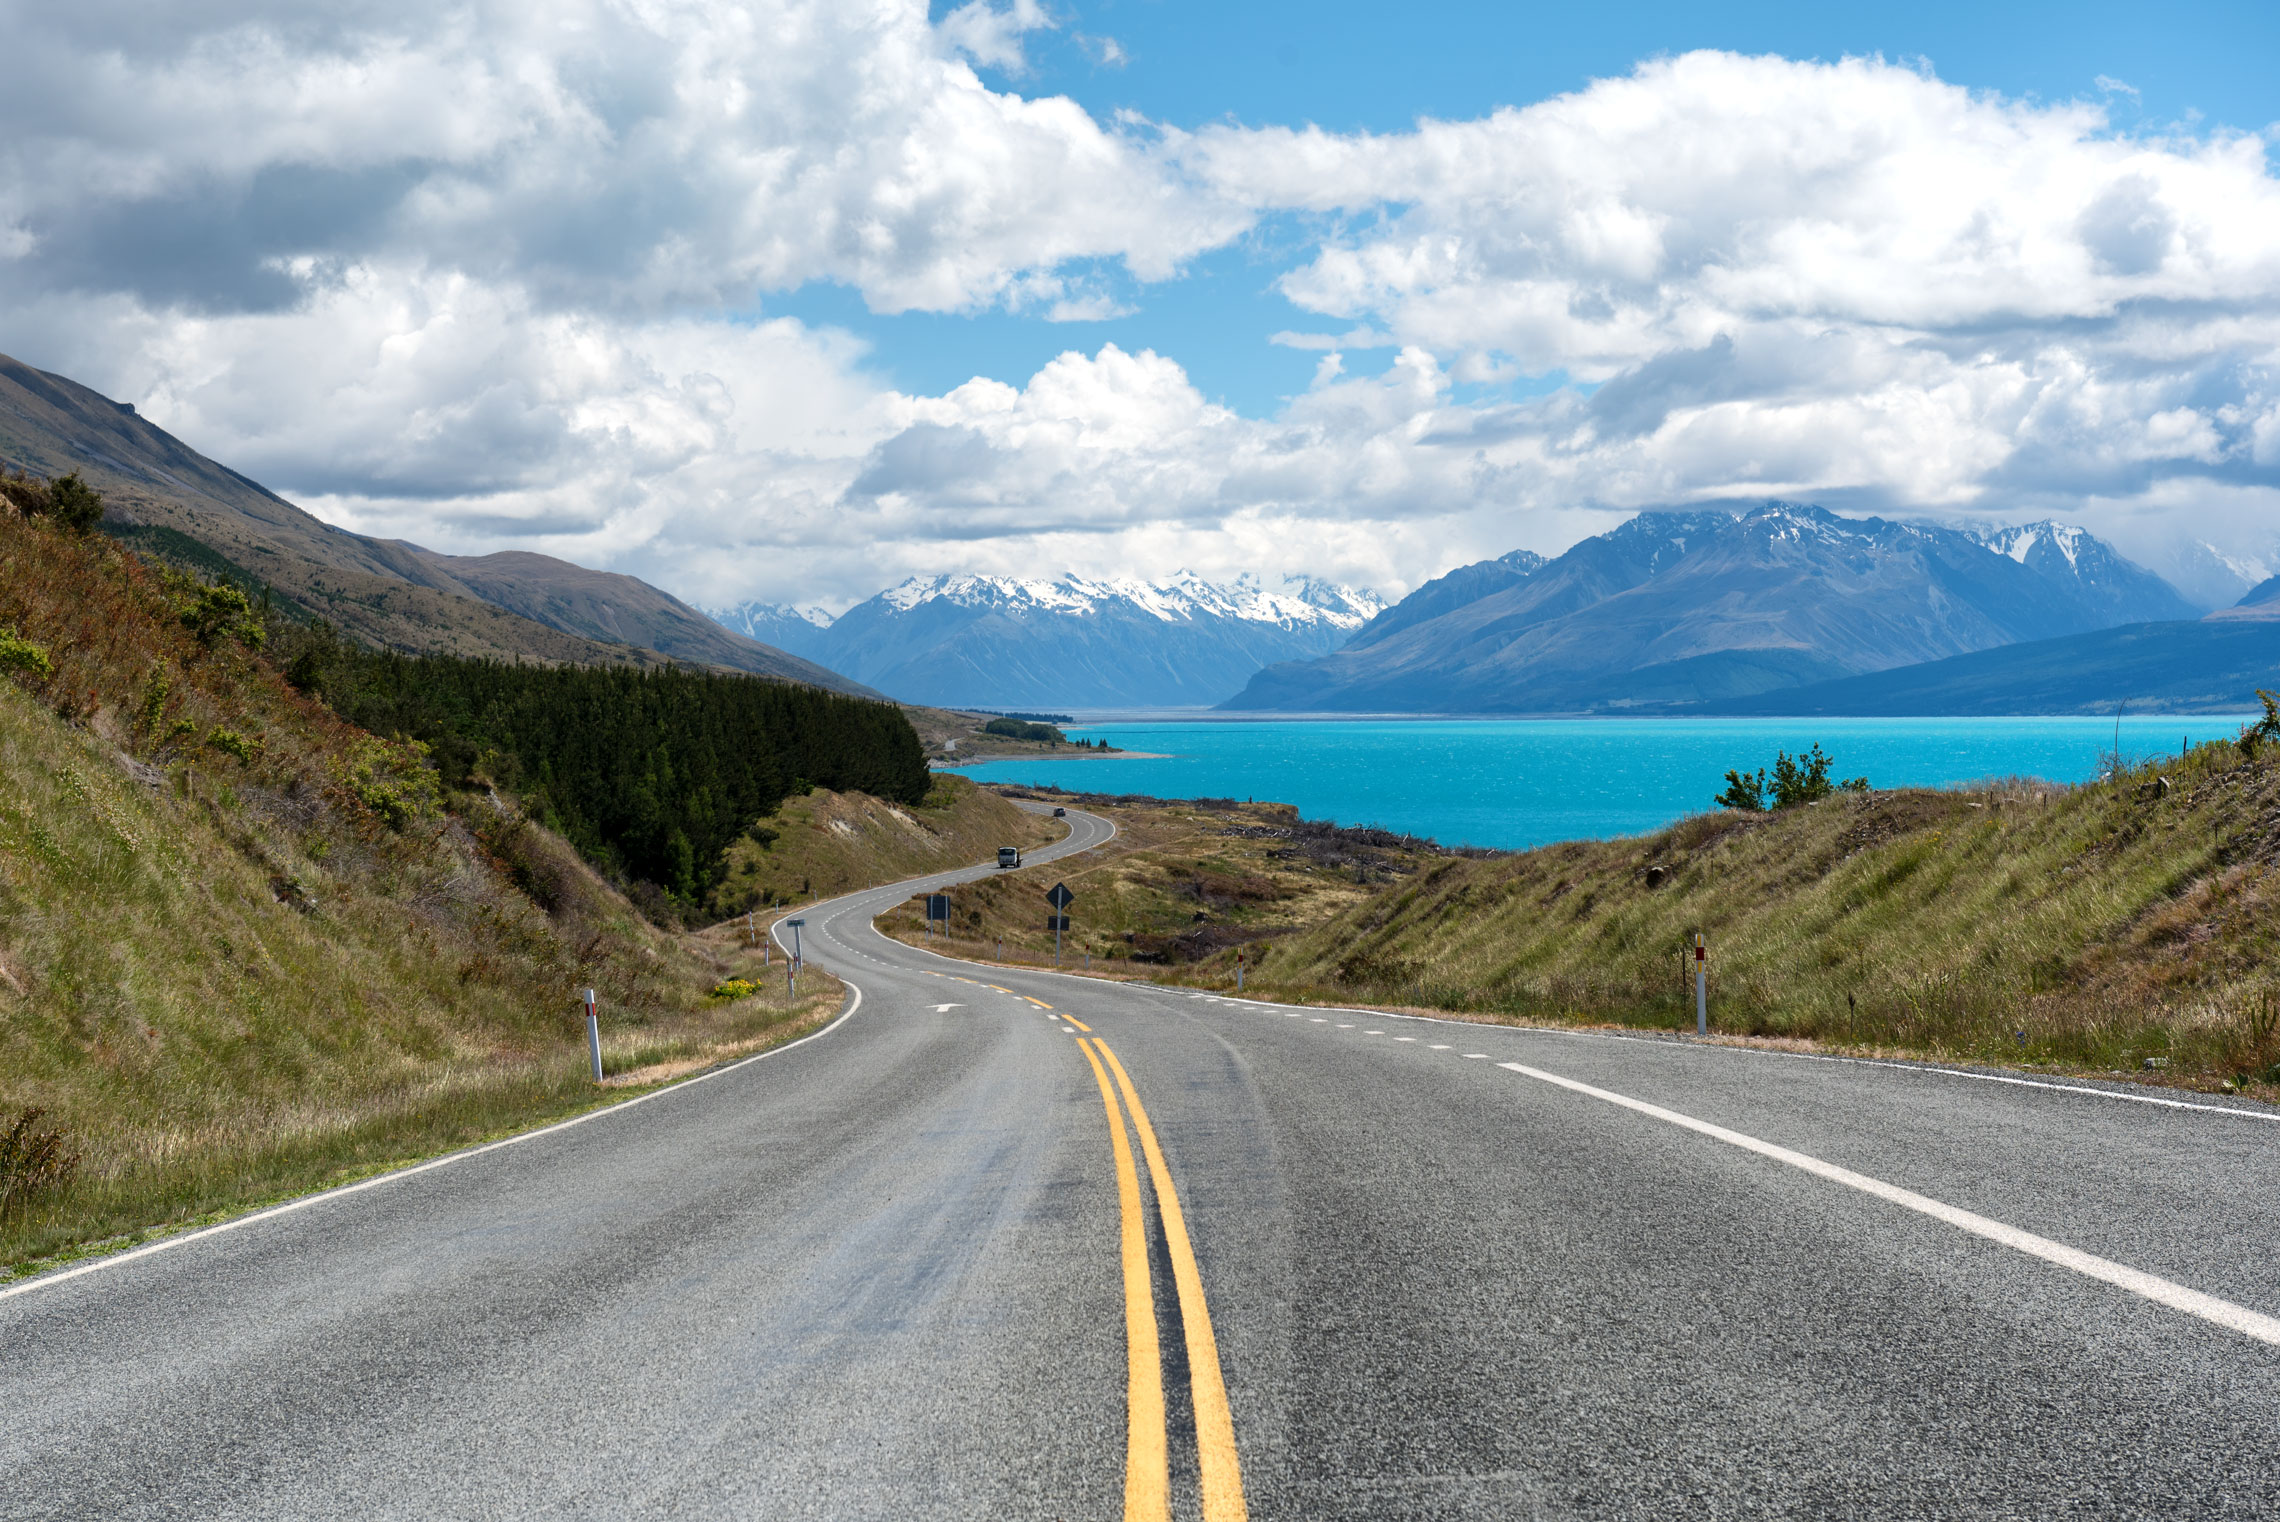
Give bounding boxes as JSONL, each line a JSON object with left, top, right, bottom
{"left": 1245, "top": 759, "right": 2280, "bottom": 1085}
{"left": 882, "top": 770, "right": 2280, "bottom": 1092}
{"left": 875, "top": 792, "right": 1444, "bottom": 973}
{"left": 707, "top": 774, "right": 1060, "bottom": 918}
{"left": 0, "top": 512, "right": 837, "bottom": 1272}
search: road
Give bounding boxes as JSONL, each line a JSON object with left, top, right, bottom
{"left": 8, "top": 803, "right": 2280, "bottom": 1518}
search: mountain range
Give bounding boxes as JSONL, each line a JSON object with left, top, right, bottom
{"left": 712, "top": 573, "right": 1384, "bottom": 709}
{"left": 8, "top": 350, "right": 2241, "bottom": 718}
{"left": 0, "top": 352, "right": 872, "bottom": 696}
{"left": 1224, "top": 503, "right": 2200, "bottom": 713}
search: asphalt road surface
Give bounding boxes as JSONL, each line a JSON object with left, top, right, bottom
{"left": 9, "top": 803, "right": 2280, "bottom": 1519}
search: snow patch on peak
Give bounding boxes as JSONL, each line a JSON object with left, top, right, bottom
{"left": 1971, "top": 520, "right": 2090, "bottom": 570}
{"left": 876, "top": 570, "right": 1382, "bottom": 629}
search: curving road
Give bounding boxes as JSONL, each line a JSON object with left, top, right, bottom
{"left": 8, "top": 803, "right": 2280, "bottom": 1518}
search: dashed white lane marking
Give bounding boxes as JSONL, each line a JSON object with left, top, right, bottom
{"left": 1336, "top": 1024, "right": 1355, "bottom": 1029}
{"left": 1364, "top": 1030, "right": 1384, "bottom": 1036}
{"left": 1464, "top": 1053, "right": 1489, "bottom": 1059}
{"left": 1429, "top": 1044, "right": 1451, "bottom": 1049}
{"left": 1491, "top": 1059, "right": 2280, "bottom": 1349}
{"left": 1310, "top": 1019, "right": 1327, "bottom": 1024}
{"left": 1395, "top": 1037, "right": 1417, "bottom": 1043}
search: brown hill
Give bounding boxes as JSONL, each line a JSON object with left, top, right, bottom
{"left": 0, "top": 351, "right": 874, "bottom": 694}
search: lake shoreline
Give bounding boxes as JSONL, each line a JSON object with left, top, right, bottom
{"left": 954, "top": 713, "right": 2255, "bottom": 852}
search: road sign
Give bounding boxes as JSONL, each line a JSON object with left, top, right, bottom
{"left": 785, "top": 918, "right": 806, "bottom": 927}
{"left": 1046, "top": 883, "right": 1075, "bottom": 909}
{"left": 1046, "top": 914, "right": 1071, "bottom": 931}
{"left": 925, "top": 894, "right": 951, "bottom": 921}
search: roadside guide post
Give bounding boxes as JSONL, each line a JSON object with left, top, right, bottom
{"left": 1237, "top": 948, "right": 1244, "bottom": 993}
{"left": 1694, "top": 932, "right": 1707, "bottom": 1036}
{"left": 582, "top": 987, "right": 603, "bottom": 1082}
{"left": 1047, "top": 883, "right": 1075, "bottom": 968}
{"left": 786, "top": 917, "right": 805, "bottom": 995}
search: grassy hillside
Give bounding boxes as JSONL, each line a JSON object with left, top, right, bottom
{"left": 873, "top": 792, "right": 1447, "bottom": 971}
{"left": 1, "top": 351, "right": 864, "bottom": 687}
{"left": 0, "top": 509, "right": 840, "bottom": 1273}
{"left": 1203, "top": 755, "right": 2280, "bottom": 1085}
{"left": 881, "top": 766, "right": 2280, "bottom": 1091}
{"left": 708, "top": 775, "right": 1061, "bottom": 917}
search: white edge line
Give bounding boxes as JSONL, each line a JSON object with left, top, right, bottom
{"left": 1157, "top": 987, "right": 2280, "bottom": 1125}
{"left": 1494, "top": 1058, "right": 2280, "bottom": 1348}
{"left": 2, "top": 981, "right": 867, "bottom": 1304}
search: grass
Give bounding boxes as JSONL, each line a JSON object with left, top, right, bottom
{"left": 874, "top": 790, "right": 1446, "bottom": 974}
{"left": 0, "top": 510, "right": 842, "bottom": 1273}
{"left": 888, "top": 763, "right": 2280, "bottom": 1095}
{"left": 706, "top": 773, "right": 1060, "bottom": 918}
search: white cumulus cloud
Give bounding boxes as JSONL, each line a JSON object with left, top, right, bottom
{"left": 3, "top": 18, "right": 2278, "bottom": 612}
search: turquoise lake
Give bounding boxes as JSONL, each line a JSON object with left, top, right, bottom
{"left": 956, "top": 715, "right": 2253, "bottom": 851}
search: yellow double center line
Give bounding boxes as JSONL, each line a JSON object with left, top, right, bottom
{"left": 1076, "top": 1036, "right": 1247, "bottom": 1522}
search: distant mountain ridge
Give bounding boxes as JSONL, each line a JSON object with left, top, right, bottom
{"left": 1223, "top": 501, "right": 2197, "bottom": 714}
{"left": 0, "top": 351, "right": 875, "bottom": 695}
{"left": 704, "top": 600, "right": 835, "bottom": 660}
{"left": 1706, "top": 620, "right": 2280, "bottom": 716}
{"left": 757, "top": 571, "right": 1385, "bottom": 708}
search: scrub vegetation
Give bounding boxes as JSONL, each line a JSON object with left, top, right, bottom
{"left": 894, "top": 762, "right": 2280, "bottom": 1093}
{"left": 0, "top": 505, "right": 843, "bottom": 1275}
{"left": 875, "top": 792, "right": 1453, "bottom": 970}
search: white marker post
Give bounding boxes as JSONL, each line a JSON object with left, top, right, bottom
{"left": 1237, "top": 949, "right": 1244, "bottom": 993}
{"left": 1694, "top": 933, "right": 1707, "bottom": 1036}
{"left": 583, "top": 987, "right": 603, "bottom": 1082}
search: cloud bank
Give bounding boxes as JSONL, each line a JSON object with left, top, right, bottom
{"left": 3, "top": 4, "right": 2277, "bottom": 607}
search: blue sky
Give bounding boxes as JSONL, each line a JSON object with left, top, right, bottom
{"left": 7, "top": 0, "right": 2280, "bottom": 610}
{"left": 780, "top": 0, "right": 2280, "bottom": 415}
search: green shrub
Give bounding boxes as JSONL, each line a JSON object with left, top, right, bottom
{"left": 0, "top": 628, "right": 53, "bottom": 683}
{"left": 1715, "top": 766, "right": 1766, "bottom": 811}
{"left": 46, "top": 473, "right": 104, "bottom": 534}
{"left": 181, "top": 584, "right": 266, "bottom": 650}
{"left": 340, "top": 735, "right": 440, "bottom": 830}
{"left": 1717, "top": 743, "right": 1868, "bottom": 811}
{"left": 206, "top": 726, "right": 262, "bottom": 763}
{"left": 2238, "top": 691, "right": 2280, "bottom": 759}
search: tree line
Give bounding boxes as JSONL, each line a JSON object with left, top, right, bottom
{"left": 288, "top": 628, "right": 928, "bottom": 906}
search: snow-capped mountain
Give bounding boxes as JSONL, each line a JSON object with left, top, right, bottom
{"left": 789, "top": 572, "right": 1386, "bottom": 708}
{"left": 1962, "top": 521, "right": 2201, "bottom": 625}
{"left": 701, "top": 600, "right": 834, "bottom": 661}
{"left": 1225, "top": 501, "right": 2198, "bottom": 713}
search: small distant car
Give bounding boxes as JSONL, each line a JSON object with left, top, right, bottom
{"left": 1052, "top": 806, "right": 1066, "bottom": 817}
{"left": 997, "top": 846, "right": 1022, "bottom": 868}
